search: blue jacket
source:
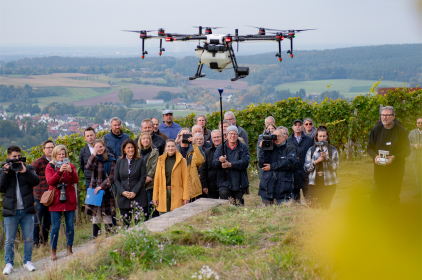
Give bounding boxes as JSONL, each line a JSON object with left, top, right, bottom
{"left": 286, "top": 134, "right": 314, "bottom": 189}
{"left": 159, "top": 122, "right": 182, "bottom": 140}
{"left": 103, "top": 130, "right": 130, "bottom": 159}
{"left": 258, "top": 143, "right": 297, "bottom": 199}
{"left": 212, "top": 140, "right": 250, "bottom": 191}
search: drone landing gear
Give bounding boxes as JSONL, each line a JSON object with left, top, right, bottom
{"left": 227, "top": 43, "right": 249, "bottom": 81}
{"left": 189, "top": 61, "right": 206, "bottom": 80}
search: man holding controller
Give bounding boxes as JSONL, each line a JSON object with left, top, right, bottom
{"left": 367, "top": 106, "right": 410, "bottom": 205}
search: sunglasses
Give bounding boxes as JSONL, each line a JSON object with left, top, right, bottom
{"left": 304, "top": 123, "right": 313, "bottom": 126}
{"left": 418, "top": 122, "right": 422, "bottom": 124}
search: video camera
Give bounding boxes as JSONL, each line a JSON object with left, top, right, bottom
{"left": 57, "top": 182, "right": 68, "bottom": 203}
{"left": 1, "top": 157, "right": 27, "bottom": 172}
{"left": 261, "top": 130, "right": 278, "bottom": 151}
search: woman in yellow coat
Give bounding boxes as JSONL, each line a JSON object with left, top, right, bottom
{"left": 153, "top": 139, "right": 190, "bottom": 214}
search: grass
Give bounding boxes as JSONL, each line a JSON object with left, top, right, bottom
{"left": 274, "top": 79, "right": 407, "bottom": 98}
{"left": 22, "top": 157, "right": 420, "bottom": 279}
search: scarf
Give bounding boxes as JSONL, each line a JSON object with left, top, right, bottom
{"left": 96, "top": 154, "right": 116, "bottom": 176}
{"left": 141, "top": 147, "right": 152, "bottom": 156}
{"left": 55, "top": 160, "right": 63, "bottom": 168}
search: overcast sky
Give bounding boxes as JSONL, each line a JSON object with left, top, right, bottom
{"left": 0, "top": 0, "right": 421, "bottom": 51}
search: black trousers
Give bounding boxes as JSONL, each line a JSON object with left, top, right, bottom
{"left": 292, "top": 187, "right": 309, "bottom": 202}
{"left": 308, "top": 174, "right": 336, "bottom": 209}
{"left": 219, "top": 189, "right": 245, "bottom": 206}
{"left": 207, "top": 190, "right": 220, "bottom": 199}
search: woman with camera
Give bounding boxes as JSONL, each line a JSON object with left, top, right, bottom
{"left": 137, "top": 133, "right": 159, "bottom": 220}
{"left": 153, "top": 139, "right": 190, "bottom": 214}
{"left": 304, "top": 126, "right": 339, "bottom": 209}
{"left": 114, "top": 138, "right": 148, "bottom": 226}
{"left": 45, "top": 145, "right": 79, "bottom": 261}
{"left": 84, "top": 139, "right": 117, "bottom": 238}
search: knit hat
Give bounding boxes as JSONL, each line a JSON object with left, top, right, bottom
{"left": 226, "top": 125, "right": 239, "bottom": 135}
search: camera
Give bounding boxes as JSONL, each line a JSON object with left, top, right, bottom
{"left": 261, "top": 130, "right": 277, "bottom": 151}
{"left": 316, "top": 141, "right": 328, "bottom": 147}
{"left": 377, "top": 150, "right": 390, "bottom": 166}
{"left": 182, "top": 133, "right": 192, "bottom": 144}
{"left": 1, "top": 157, "right": 27, "bottom": 172}
{"left": 57, "top": 182, "right": 68, "bottom": 203}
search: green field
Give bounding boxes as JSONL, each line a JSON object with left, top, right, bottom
{"left": 274, "top": 79, "right": 407, "bottom": 98}
{"left": 34, "top": 87, "right": 116, "bottom": 105}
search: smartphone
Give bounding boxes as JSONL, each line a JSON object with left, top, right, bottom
{"left": 63, "top": 158, "right": 69, "bottom": 164}
{"left": 182, "top": 134, "right": 192, "bottom": 144}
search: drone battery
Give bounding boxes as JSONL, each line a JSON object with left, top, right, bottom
{"left": 236, "top": 67, "right": 249, "bottom": 76}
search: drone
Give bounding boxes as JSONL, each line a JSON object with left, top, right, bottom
{"left": 123, "top": 26, "right": 315, "bottom": 81}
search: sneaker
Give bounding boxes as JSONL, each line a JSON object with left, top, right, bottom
{"left": 23, "top": 261, "right": 36, "bottom": 272}
{"left": 3, "top": 263, "right": 13, "bottom": 275}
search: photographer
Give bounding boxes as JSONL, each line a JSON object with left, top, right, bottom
{"left": 1, "top": 146, "right": 39, "bottom": 275}
{"left": 31, "top": 139, "right": 54, "bottom": 248}
{"left": 176, "top": 128, "right": 205, "bottom": 201}
{"left": 409, "top": 117, "right": 422, "bottom": 198}
{"left": 257, "top": 123, "right": 277, "bottom": 161}
{"left": 85, "top": 139, "right": 117, "bottom": 238}
{"left": 304, "top": 126, "right": 339, "bottom": 209}
{"left": 200, "top": 129, "right": 223, "bottom": 199}
{"left": 287, "top": 119, "right": 314, "bottom": 202}
{"left": 258, "top": 129, "right": 297, "bottom": 205}
{"left": 213, "top": 126, "right": 250, "bottom": 205}
{"left": 45, "top": 145, "right": 79, "bottom": 261}
{"left": 367, "top": 106, "right": 410, "bottom": 205}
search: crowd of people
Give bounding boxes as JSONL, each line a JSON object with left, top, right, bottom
{"left": 0, "top": 106, "right": 420, "bottom": 275}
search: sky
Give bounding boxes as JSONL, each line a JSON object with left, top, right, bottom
{"left": 0, "top": 0, "right": 421, "bottom": 55}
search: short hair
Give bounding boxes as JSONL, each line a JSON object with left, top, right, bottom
{"left": 191, "top": 125, "right": 203, "bottom": 132}
{"left": 224, "top": 111, "right": 236, "bottom": 120}
{"left": 92, "top": 139, "right": 108, "bottom": 161}
{"left": 275, "top": 129, "right": 286, "bottom": 137}
{"left": 166, "top": 139, "right": 176, "bottom": 146}
{"left": 50, "top": 145, "right": 68, "bottom": 165}
{"left": 265, "top": 116, "right": 275, "bottom": 124}
{"left": 277, "top": 126, "right": 290, "bottom": 137}
{"left": 211, "top": 129, "right": 221, "bottom": 137}
{"left": 137, "top": 132, "right": 152, "bottom": 150}
{"left": 194, "top": 114, "right": 208, "bottom": 125}
{"left": 109, "top": 117, "right": 122, "bottom": 125}
{"left": 220, "top": 120, "right": 231, "bottom": 126}
{"left": 314, "top": 125, "right": 330, "bottom": 145}
{"left": 84, "top": 127, "right": 96, "bottom": 135}
{"left": 141, "top": 118, "right": 153, "bottom": 127}
{"left": 121, "top": 138, "right": 140, "bottom": 160}
{"left": 7, "top": 145, "right": 21, "bottom": 156}
{"left": 381, "top": 106, "right": 395, "bottom": 116}
{"left": 178, "top": 127, "right": 190, "bottom": 134}
{"left": 42, "top": 139, "right": 54, "bottom": 149}
{"left": 151, "top": 117, "right": 159, "bottom": 123}
{"left": 304, "top": 118, "right": 314, "bottom": 124}
{"left": 193, "top": 133, "right": 204, "bottom": 140}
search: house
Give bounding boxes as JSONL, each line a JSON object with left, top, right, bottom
{"left": 146, "top": 99, "right": 164, "bottom": 105}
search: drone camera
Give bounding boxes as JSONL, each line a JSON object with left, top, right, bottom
{"left": 236, "top": 67, "right": 249, "bottom": 76}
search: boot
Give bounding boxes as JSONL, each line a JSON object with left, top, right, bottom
{"left": 93, "top": 224, "right": 100, "bottom": 238}
{"left": 67, "top": 246, "right": 73, "bottom": 256}
{"left": 105, "top": 224, "right": 114, "bottom": 235}
{"left": 50, "top": 249, "right": 57, "bottom": 261}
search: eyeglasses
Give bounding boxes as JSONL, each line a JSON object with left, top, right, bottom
{"left": 381, "top": 114, "right": 393, "bottom": 117}
{"left": 304, "top": 123, "right": 313, "bottom": 126}
{"left": 417, "top": 122, "right": 422, "bottom": 124}
{"left": 228, "top": 133, "right": 237, "bottom": 136}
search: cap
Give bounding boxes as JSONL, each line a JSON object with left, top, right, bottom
{"left": 162, "top": 109, "right": 173, "bottom": 115}
{"left": 293, "top": 119, "right": 303, "bottom": 125}
{"left": 226, "top": 125, "right": 239, "bottom": 135}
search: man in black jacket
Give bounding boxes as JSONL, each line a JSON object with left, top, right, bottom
{"left": 1, "top": 146, "right": 40, "bottom": 275}
{"left": 213, "top": 126, "right": 250, "bottom": 205}
{"left": 286, "top": 119, "right": 314, "bottom": 202}
{"left": 79, "top": 127, "right": 114, "bottom": 189}
{"left": 135, "top": 119, "right": 166, "bottom": 155}
{"left": 367, "top": 106, "right": 411, "bottom": 205}
{"left": 259, "top": 129, "right": 298, "bottom": 205}
{"left": 200, "top": 129, "right": 223, "bottom": 199}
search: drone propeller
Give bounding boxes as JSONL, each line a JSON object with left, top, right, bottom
{"left": 246, "top": 25, "right": 286, "bottom": 31}
{"left": 192, "top": 26, "right": 224, "bottom": 29}
{"left": 122, "top": 30, "right": 156, "bottom": 33}
{"left": 193, "top": 26, "right": 225, "bottom": 35}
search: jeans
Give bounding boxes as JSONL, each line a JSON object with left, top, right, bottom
{"left": 261, "top": 196, "right": 290, "bottom": 205}
{"left": 33, "top": 198, "right": 51, "bottom": 246}
{"left": 219, "top": 189, "right": 245, "bottom": 206}
{"left": 4, "top": 209, "right": 34, "bottom": 265}
{"left": 50, "top": 211, "right": 75, "bottom": 250}
{"left": 413, "top": 161, "right": 422, "bottom": 194}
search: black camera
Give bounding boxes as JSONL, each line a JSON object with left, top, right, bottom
{"left": 261, "top": 130, "right": 277, "bottom": 151}
{"left": 182, "top": 133, "right": 192, "bottom": 144}
{"left": 57, "top": 182, "right": 67, "bottom": 203}
{"left": 1, "top": 157, "right": 27, "bottom": 172}
{"left": 316, "top": 141, "right": 328, "bottom": 147}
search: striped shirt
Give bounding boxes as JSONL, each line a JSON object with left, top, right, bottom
{"left": 304, "top": 145, "right": 339, "bottom": 186}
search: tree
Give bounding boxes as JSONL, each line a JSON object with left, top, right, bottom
{"left": 118, "top": 87, "right": 134, "bottom": 107}
{"left": 154, "top": 91, "right": 173, "bottom": 102}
